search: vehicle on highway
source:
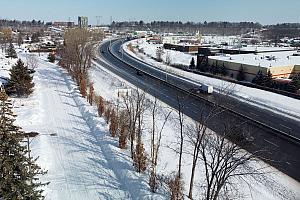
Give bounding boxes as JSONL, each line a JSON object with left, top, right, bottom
{"left": 201, "top": 85, "right": 214, "bottom": 94}
{"left": 189, "top": 87, "right": 201, "bottom": 94}
{"left": 136, "top": 70, "right": 143, "bottom": 76}
{"left": 189, "top": 85, "right": 213, "bottom": 94}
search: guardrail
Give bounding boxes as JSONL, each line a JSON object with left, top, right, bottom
{"left": 105, "top": 39, "right": 300, "bottom": 146}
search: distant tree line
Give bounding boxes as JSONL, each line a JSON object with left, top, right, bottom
{"left": 111, "top": 21, "right": 300, "bottom": 38}
{"left": 0, "top": 19, "right": 45, "bottom": 28}
{"left": 262, "top": 23, "right": 300, "bottom": 42}
{"left": 111, "top": 21, "right": 263, "bottom": 35}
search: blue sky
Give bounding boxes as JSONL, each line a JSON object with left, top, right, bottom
{"left": 0, "top": 0, "right": 299, "bottom": 25}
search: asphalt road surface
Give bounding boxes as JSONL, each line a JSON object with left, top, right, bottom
{"left": 95, "top": 39, "right": 300, "bottom": 182}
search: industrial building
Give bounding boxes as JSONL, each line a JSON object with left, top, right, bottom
{"left": 207, "top": 50, "right": 300, "bottom": 81}
{"left": 164, "top": 43, "right": 203, "bottom": 53}
{"left": 53, "top": 21, "right": 74, "bottom": 28}
{"left": 78, "top": 16, "right": 88, "bottom": 28}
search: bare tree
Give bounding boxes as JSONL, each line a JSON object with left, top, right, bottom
{"left": 109, "top": 108, "right": 118, "bottom": 137}
{"left": 88, "top": 82, "right": 94, "bottom": 105}
{"left": 97, "top": 96, "right": 105, "bottom": 117}
{"left": 1, "top": 28, "right": 12, "bottom": 52}
{"left": 149, "top": 98, "right": 172, "bottom": 192}
{"left": 118, "top": 110, "right": 129, "bottom": 149}
{"left": 200, "top": 121, "right": 265, "bottom": 200}
{"left": 176, "top": 96, "right": 185, "bottom": 179}
{"left": 186, "top": 103, "right": 225, "bottom": 199}
{"left": 186, "top": 119, "right": 207, "bottom": 199}
{"left": 59, "top": 28, "right": 94, "bottom": 95}
{"left": 26, "top": 54, "right": 38, "bottom": 70}
{"left": 122, "top": 88, "right": 146, "bottom": 159}
{"left": 104, "top": 103, "right": 112, "bottom": 124}
{"left": 166, "top": 172, "right": 184, "bottom": 200}
{"left": 133, "top": 139, "right": 147, "bottom": 173}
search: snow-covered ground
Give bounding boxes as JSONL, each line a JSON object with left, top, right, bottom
{"left": 1, "top": 46, "right": 299, "bottom": 199}
{"left": 0, "top": 49, "right": 18, "bottom": 81}
{"left": 123, "top": 39, "right": 300, "bottom": 121}
{"left": 89, "top": 59, "right": 300, "bottom": 199}
{"left": 12, "top": 53, "right": 166, "bottom": 200}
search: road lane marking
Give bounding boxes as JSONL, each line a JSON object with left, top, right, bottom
{"left": 264, "top": 139, "right": 279, "bottom": 148}
{"left": 250, "top": 112, "right": 259, "bottom": 117}
{"left": 279, "top": 124, "right": 292, "bottom": 130}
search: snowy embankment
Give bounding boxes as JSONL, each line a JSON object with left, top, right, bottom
{"left": 12, "top": 53, "right": 166, "bottom": 200}
{"left": 123, "top": 39, "right": 300, "bottom": 121}
{"left": 1, "top": 47, "right": 298, "bottom": 199}
{"left": 90, "top": 59, "right": 300, "bottom": 200}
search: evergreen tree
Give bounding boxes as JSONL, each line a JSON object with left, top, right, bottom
{"left": 252, "top": 70, "right": 264, "bottom": 85}
{"left": 0, "top": 89, "right": 47, "bottom": 199}
{"left": 189, "top": 57, "right": 195, "bottom": 69}
{"left": 265, "top": 70, "right": 274, "bottom": 88}
{"left": 31, "top": 32, "right": 40, "bottom": 43}
{"left": 290, "top": 73, "right": 300, "bottom": 92}
{"left": 8, "top": 59, "right": 35, "bottom": 97}
{"left": 7, "top": 42, "right": 17, "bottom": 59}
{"left": 47, "top": 53, "right": 55, "bottom": 63}
{"left": 237, "top": 65, "right": 246, "bottom": 81}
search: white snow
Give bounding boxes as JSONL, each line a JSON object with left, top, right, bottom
{"left": 90, "top": 56, "right": 300, "bottom": 200}
{"left": 0, "top": 49, "right": 18, "bottom": 81}
{"left": 1, "top": 44, "right": 298, "bottom": 199}
{"left": 123, "top": 39, "right": 300, "bottom": 121}
{"left": 12, "top": 53, "right": 166, "bottom": 200}
{"left": 210, "top": 50, "right": 300, "bottom": 68}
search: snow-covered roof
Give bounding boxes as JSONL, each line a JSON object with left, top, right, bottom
{"left": 221, "top": 46, "right": 294, "bottom": 52}
{"left": 209, "top": 51, "right": 300, "bottom": 68}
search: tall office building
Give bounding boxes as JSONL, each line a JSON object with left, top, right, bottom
{"left": 78, "top": 16, "right": 88, "bottom": 28}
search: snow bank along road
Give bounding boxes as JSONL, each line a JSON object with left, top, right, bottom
{"left": 97, "top": 39, "right": 300, "bottom": 182}
{"left": 15, "top": 54, "right": 165, "bottom": 200}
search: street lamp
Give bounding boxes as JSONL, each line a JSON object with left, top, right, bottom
{"left": 122, "top": 39, "right": 124, "bottom": 60}
{"left": 165, "top": 51, "right": 168, "bottom": 82}
{"left": 23, "top": 131, "right": 57, "bottom": 159}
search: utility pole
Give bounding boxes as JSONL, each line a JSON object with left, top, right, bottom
{"left": 122, "top": 39, "right": 124, "bottom": 59}
{"left": 96, "top": 16, "right": 102, "bottom": 26}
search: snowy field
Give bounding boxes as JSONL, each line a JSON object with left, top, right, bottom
{"left": 123, "top": 39, "right": 300, "bottom": 121}
{"left": 0, "top": 46, "right": 299, "bottom": 199}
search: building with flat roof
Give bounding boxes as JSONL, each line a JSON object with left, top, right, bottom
{"left": 78, "top": 16, "right": 88, "bottom": 28}
{"left": 207, "top": 50, "right": 300, "bottom": 81}
{"left": 53, "top": 21, "right": 74, "bottom": 28}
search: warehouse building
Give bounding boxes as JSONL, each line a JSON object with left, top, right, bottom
{"left": 207, "top": 50, "right": 300, "bottom": 81}
{"left": 164, "top": 43, "right": 207, "bottom": 54}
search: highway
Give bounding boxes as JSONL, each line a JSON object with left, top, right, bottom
{"left": 95, "top": 39, "right": 300, "bottom": 182}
